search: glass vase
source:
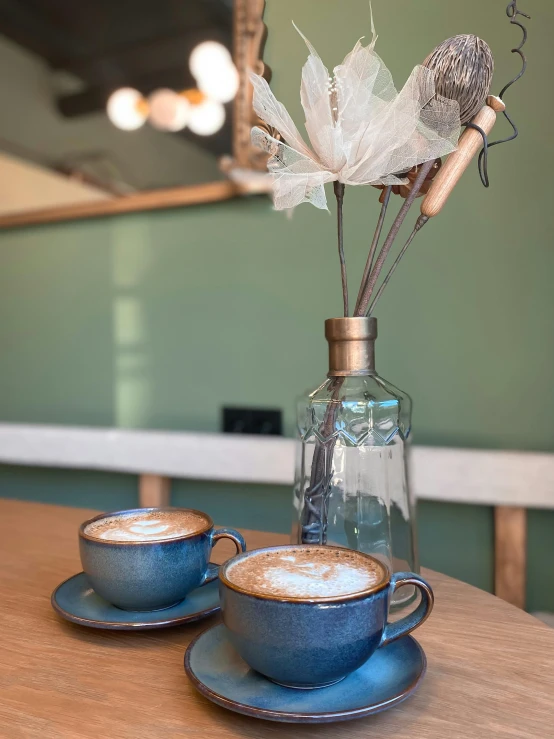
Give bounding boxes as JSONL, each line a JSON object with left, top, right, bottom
{"left": 291, "top": 317, "right": 418, "bottom": 607}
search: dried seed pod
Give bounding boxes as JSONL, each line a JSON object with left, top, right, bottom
{"left": 423, "top": 35, "right": 494, "bottom": 124}
{"left": 373, "top": 158, "right": 442, "bottom": 202}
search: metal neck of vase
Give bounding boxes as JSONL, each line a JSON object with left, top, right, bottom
{"left": 325, "top": 317, "right": 377, "bottom": 377}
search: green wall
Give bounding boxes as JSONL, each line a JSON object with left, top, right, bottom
{"left": 0, "top": 0, "right": 552, "bottom": 611}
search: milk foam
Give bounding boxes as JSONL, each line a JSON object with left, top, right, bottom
{"left": 84, "top": 510, "right": 205, "bottom": 542}
{"left": 226, "top": 547, "right": 384, "bottom": 598}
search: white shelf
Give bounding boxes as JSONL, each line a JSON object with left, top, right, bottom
{"left": 0, "top": 423, "right": 552, "bottom": 509}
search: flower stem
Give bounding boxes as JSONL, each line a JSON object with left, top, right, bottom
{"left": 366, "top": 215, "right": 429, "bottom": 316}
{"left": 355, "top": 160, "right": 434, "bottom": 316}
{"left": 354, "top": 186, "right": 392, "bottom": 314}
{"left": 334, "top": 181, "right": 348, "bottom": 317}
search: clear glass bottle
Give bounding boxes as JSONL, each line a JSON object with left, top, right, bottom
{"left": 291, "top": 317, "right": 418, "bottom": 607}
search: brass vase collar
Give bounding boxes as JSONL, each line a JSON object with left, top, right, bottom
{"left": 325, "top": 317, "right": 377, "bottom": 377}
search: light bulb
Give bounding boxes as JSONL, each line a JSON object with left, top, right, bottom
{"left": 181, "top": 88, "right": 206, "bottom": 106}
{"left": 197, "top": 63, "right": 239, "bottom": 104}
{"left": 106, "top": 88, "right": 147, "bottom": 131}
{"left": 188, "top": 99, "right": 226, "bottom": 136}
{"left": 189, "top": 41, "right": 232, "bottom": 81}
{"left": 148, "top": 88, "right": 191, "bottom": 131}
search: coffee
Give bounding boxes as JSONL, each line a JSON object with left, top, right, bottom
{"left": 84, "top": 510, "right": 207, "bottom": 542}
{"left": 225, "top": 546, "right": 385, "bottom": 599}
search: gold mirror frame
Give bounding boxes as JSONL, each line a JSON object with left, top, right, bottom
{"left": 0, "top": 0, "right": 268, "bottom": 230}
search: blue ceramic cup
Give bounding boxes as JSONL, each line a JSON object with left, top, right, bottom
{"left": 219, "top": 545, "right": 433, "bottom": 689}
{"left": 79, "top": 508, "right": 246, "bottom": 611}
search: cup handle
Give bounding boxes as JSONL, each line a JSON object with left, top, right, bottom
{"left": 380, "top": 572, "right": 434, "bottom": 647}
{"left": 200, "top": 528, "right": 247, "bottom": 585}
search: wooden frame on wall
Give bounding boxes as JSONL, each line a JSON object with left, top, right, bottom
{"left": 0, "top": 0, "right": 269, "bottom": 230}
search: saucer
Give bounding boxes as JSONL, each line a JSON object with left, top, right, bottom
{"left": 52, "top": 572, "right": 220, "bottom": 630}
{"left": 184, "top": 623, "right": 426, "bottom": 723}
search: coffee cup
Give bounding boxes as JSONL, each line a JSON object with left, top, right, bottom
{"left": 79, "top": 507, "right": 246, "bottom": 611}
{"left": 219, "top": 544, "right": 433, "bottom": 689}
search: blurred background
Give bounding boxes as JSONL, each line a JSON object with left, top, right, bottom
{"left": 0, "top": 0, "right": 233, "bottom": 214}
{"left": 0, "top": 0, "right": 552, "bottom": 614}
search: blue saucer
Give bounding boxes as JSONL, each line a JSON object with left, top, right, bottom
{"left": 184, "top": 623, "right": 426, "bottom": 723}
{"left": 52, "top": 572, "right": 220, "bottom": 630}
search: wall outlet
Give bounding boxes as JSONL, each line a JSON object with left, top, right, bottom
{"left": 222, "top": 407, "right": 283, "bottom": 436}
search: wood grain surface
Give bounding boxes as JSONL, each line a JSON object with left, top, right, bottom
{"left": 0, "top": 499, "right": 553, "bottom": 738}
{"left": 495, "top": 506, "right": 527, "bottom": 609}
{"left": 138, "top": 474, "right": 171, "bottom": 509}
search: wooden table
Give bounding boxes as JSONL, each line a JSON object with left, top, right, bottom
{"left": 1, "top": 499, "right": 553, "bottom": 738}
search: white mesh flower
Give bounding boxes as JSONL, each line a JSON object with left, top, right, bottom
{"left": 251, "top": 21, "right": 461, "bottom": 211}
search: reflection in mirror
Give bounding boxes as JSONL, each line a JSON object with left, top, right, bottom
{"left": 0, "top": 0, "right": 239, "bottom": 218}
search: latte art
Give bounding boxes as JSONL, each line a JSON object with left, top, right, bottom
{"left": 225, "top": 546, "right": 385, "bottom": 599}
{"left": 84, "top": 510, "right": 207, "bottom": 542}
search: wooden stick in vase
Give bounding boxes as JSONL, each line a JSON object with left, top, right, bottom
{"left": 421, "top": 96, "right": 506, "bottom": 219}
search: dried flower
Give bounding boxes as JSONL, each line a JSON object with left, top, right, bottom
{"left": 251, "top": 20, "right": 461, "bottom": 211}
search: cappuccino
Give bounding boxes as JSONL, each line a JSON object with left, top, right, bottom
{"left": 219, "top": 544, "right": 431, "bottom": 688}
{"left": 84, "top": 510, "right": 207, "bottom": 542}
{"left": 225, "top": 546, "right": 385, "bottom": 599}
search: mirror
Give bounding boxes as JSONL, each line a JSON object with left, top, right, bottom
{"left": 0, "top": 0, "right": 268, "bottom": 227}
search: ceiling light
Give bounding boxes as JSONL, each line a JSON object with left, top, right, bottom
{"left": 106, "top": 88, "right": 147, "bottom": 131}
{"left": 189, "top": 41, "right": 233, "bottom": 81}
{"left": 148, "top": 89, "right": 191, "bottom": 131}
{"left": 181, "top": 88, "right": 206, "bottom": 106}
{"left": 188, "top": 99, "right": 226, "bottom": 136}
{"left": 197, "top": 63, "right": 239, "bottom": 104}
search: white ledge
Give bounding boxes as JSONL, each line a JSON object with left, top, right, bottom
{"left": 0, "top": 423, "right": 552, "bottom": 509}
